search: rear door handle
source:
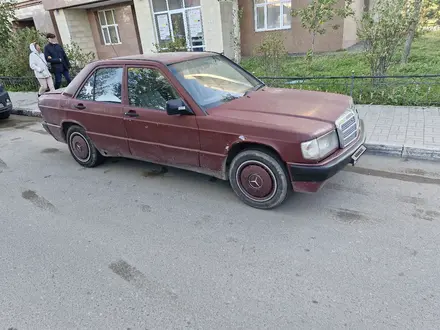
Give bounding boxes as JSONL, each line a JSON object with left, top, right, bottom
{"left": 74, "top": 103, "right": 86, "bottom": 110}
{"left": 124, "top": 110, "right": 139, "bottom": 118}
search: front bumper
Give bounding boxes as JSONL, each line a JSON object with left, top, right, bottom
{"left": 288, "top": 120, "right": 366, "bottom": 192}
{"left": 0, "top": 104, "right": 12, "bottom": 114}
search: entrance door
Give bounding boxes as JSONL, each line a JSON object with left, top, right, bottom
{"left": 170, "top": 12, "right": 186, "bottom": 41}
{"left": 152, "top": 0, "right": 205, "bottom": 51}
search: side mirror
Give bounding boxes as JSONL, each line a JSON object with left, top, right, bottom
{"left": 166, "top": 98, "right": 191, "bottom": 116}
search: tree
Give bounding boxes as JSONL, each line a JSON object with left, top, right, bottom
{"left": 357, "top": 0, "right": 411, "bottom": 76}
{"left": 292, "top": 0, "right": 354, "bottom": 58}
{"left": 401, "top": 0, "right": 424, "bottom": 63}
{"left": 0, "top": 0, "right": 16, "bottom": 46}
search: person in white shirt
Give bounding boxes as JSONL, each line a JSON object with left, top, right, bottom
{"left": 29, "top": 42, "right": 55, "bottom": 97}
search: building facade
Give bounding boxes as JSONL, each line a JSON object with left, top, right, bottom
{"left": 239, "top": 0, "right": 367, "bottom": 56}
{"left": 16, "top": 0, "right": 367, "bottom": 60}
{"left": 13, "top": 0, "right": 55, "bottom": 33}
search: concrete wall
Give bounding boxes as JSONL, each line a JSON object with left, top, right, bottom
{"left": 201, "top": 0, "right": 224, "bottom": 53}
{"left": 88, "top": 4, "right": 141, "bottom": 59}
{"left": 42, "top": 0, "right": 100, "bottom": 11}
{"left": 63, "top": 9, "right": 98, "bottom": 56}
{"left": 132, "top": 0, "right": 156, "bottom": 53}
{"left": 342, "top": 0, "right": 364, "bottom": 49}
{"left": 53, "top": 9, "right": 72, "bottom": 45}
{"left": 15, "top": 3, "right": 55, "bottom": 33}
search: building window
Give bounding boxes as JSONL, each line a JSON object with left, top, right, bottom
{"left": 254, "top": 0, "right": 291, "bottom": 32}
{"left": 98, "top": 10, "right": 121, "bottom": 45}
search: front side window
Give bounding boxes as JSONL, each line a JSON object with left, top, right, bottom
{"left": 127, "top": 67, "right": 179, "bottom": 110}
{"left": 254, "top": 0, "right": 291, "bottom": 31}
{"left": 98, "top": 9, "right": 121, "bottom": 45}
{"left": 77, "top": 67, "right": 123, "bottom": 104}
{"left": 169, "top": 55, "right": 261, "bottom": 110}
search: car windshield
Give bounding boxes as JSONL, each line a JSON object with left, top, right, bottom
{"left": 168, "top": 55, "right": 262, "bottom": 110}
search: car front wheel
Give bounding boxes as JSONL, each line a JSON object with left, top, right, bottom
{"left": 66, "top": 125, "right": 104, "bottom": 167}
{"left": 229, "top": 149, "right": 290, "bottom": 209}
{"left": 0, "top": 112, "right": 10, "bottom": 120}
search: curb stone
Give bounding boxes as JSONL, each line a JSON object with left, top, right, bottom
{"left": 8, "top": 108, "right": 440, "bottom": 162}
{"left": 365, "top": 142, "right": 440, "bottom": 162}
{"left": 11, "top": 107, "right": 42, "bottom": 118}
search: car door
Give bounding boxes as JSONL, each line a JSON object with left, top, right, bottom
{"left": 123, "top": 65, "right": 200, "bottom": 167}
{"left": 69, "top": 65, "right": 130, "bottom": 157}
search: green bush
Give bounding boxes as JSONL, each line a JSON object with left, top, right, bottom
{"left": 0, "top": 27, "right": 46, "bottom": 77}
{"left": 153, "top": 37, "right": 187, "bottom": 53}
{"left": 64, "top": 41, "right": 95, "bottom": 76}
{"left": 253, "top": 32, "right": 287, "bottom": 76}
{"left": 0, "top": 28, "right": 95, "bottom": 90}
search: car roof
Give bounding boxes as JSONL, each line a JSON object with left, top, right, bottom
{"left": 109, "top": 52, "right": 216, "bottom": 65}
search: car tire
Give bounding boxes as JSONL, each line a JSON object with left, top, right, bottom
{"left": 66, "top": 125, "right": 104, "bottom": 167}
{"left": 0, "top": 112, "right": 10, "bottom": 120}
{"left": 229, "top": 149, "right": 290, "bottom": 209}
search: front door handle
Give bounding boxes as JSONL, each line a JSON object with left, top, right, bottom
{"left": 74, "top": 103, "right": 86, "bottom": 110}
{"left": 124, "top": 110, "right": 139, "bottom": 118}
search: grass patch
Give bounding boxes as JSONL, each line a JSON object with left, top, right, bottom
{"left": 241, "top": 30, "right": 440, "bottom": 77}
{"left": 241, "top": 31, "right": 440, "bottom": 106}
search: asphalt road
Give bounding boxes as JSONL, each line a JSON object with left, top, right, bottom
{"left": 1, "top": 115, "right": 440, "bottom": 329}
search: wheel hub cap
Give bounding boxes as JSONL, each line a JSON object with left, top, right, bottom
{"left": 71, "top": 135, "right": 89, "bottom": 160}
{"left": 240, "top": 164, "right": 274, "bottom": 198}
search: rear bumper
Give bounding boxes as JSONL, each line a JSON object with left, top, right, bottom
{"left": 42, "top": 121, "right": 66, "bottom": 142}
{"left": 288, "top": 120, "right": 366, "bottom": 192}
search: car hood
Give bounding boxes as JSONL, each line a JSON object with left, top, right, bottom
{"left": 208, "top": 87, "right": 351, "bottom": 124}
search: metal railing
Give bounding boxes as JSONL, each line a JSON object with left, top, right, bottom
{"left": 260, "top": 74, "right": 440, "bottom": 106}
{"left": 0, "top": 76, "right": 40, "bottom": 91}
{"left": 2, "top": 73, "right": 440, "bottom": 106}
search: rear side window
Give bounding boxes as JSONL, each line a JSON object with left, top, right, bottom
{"left": 77, "top": 67, "right": 123, "bottom": 104}
{"left": 127, "top": 67, "right": 179, "bottom": 111}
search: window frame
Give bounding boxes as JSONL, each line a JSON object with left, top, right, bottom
{"left": 126, "top": 66, "right": 182, "bottom": 112}
{"left": 75, "top": 66, "right": 124, "bottom": 105}
{"left": 254, "top": 0, "right": 292, "bottom": 32}
{"left": 97, "top": 9, "right": 122, "bottom": 45}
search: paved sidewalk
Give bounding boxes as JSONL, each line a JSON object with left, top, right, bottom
{"left": 7, "top": 92, "right": 440, "bottom": 161}
{"left": 9, "top": 92, "right": 40, "bottom": 117}
{"left": 358, "top": 105, "right": 440, "bottom": 160}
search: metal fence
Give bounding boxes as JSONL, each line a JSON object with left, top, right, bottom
{"left": 0, "top": 76, "right": 40, "bottom": 91}
{"left": 2, "top": 73, "right": 440, "bottom": 107}
{"left": 260, "top": 74, "right": 440, "bottom": 106}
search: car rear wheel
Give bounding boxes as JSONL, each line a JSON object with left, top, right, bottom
{"left": 229, "top": 149, "right": 290, "bottom": 209}
{"left": 66, "top": 125, "right": 104, "bottom": 167}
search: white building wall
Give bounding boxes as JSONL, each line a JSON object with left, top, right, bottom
{"left": 133, "top": 0, "right": 156, "bottom": 53}
{"left": 201, "top": 0, "right": 224, "bottom": 53}
{"left": 53, "top": 9, "right": 71, "bottom": 45}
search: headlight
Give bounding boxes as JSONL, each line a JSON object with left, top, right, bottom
{"left": 301, "top": 130, "right": 339, "bottom": 160}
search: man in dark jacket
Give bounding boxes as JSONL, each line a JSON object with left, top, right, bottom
{"left": 44, "top": 33, "right": 71, "bottom": 89}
